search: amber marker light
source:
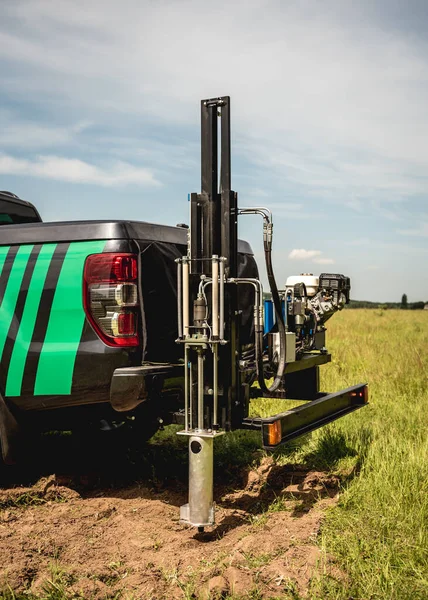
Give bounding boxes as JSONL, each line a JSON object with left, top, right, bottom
{"left": 267, "top": 420, "right": 282, "bottom": 446}
{"left": 350, "top": 386, "right": 369, "bottom": 404}
{"left": 363, "top": 385, "right": 369, "bottom": 403}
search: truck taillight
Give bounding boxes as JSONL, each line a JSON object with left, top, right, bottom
{"left": 83, "top": 253, "right": 139, "bottom": 347}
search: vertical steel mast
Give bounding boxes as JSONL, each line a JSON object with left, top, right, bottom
{"left": 190, "top": 96, "right": 238, "bottom": 277}
{"left": 176, "top": 96, "right": 240, "bottom": 530}
{"left": 192, "top": 97, "right": 240, "bottom": 427}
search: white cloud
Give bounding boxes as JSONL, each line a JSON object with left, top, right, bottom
{"left": 0, "top": 113, "right": 91, "bottom": 149}
{"left": 1, "top": 0, "right": 428, "bottom": 198}
{"left": 242, "top": 188, "right": 270, "bottom": 199}
{"left": 0, "top": 154, "right": 160, "bottom": 187}
{"left": 345, "top": 237, "right": 428, "bottom": 254}
{"left": 313, "top": 257, "right": 335, "bottom": 265}
{"left": 289, "top": 249, "right": 335, "bottom": 265}
{"left": 398, "top": 222, "right": 428, "bottom": 237}
{"left": 0, "top": 0, "right": 426, "bottom": 233}
{"left": 289, "top": 249, "right": 322, "bottom": 260}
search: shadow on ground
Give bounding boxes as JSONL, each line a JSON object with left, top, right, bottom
{"left": 1, "top": 422, "right": 368, "bottom": 516}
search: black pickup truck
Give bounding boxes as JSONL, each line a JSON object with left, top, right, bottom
{"left": 0, "top": 191, "right": 257, "bottom": 464}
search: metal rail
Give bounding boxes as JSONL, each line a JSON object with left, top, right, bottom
{"left": 242, "top": 384, "right": 368, "bottom": 448}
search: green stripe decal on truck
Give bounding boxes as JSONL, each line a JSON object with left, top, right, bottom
{"left": 0, "top": 245, "right": 34, "bottom": 363}
{"left": 6, "top": 244, "right": 57, "bottom": 397}
{"left": 34, "top": 240, "right": 106, "bottom": 395}
{"left": 0, "top": 246, "right": 10, "bottom": 278}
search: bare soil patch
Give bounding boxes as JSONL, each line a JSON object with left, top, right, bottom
{"left": 0, "top": 457, "right": 342, "bottom": 599}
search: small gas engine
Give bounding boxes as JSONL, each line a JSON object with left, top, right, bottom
{"left": 265, "top": 272, "right": 350, "bottom": 365}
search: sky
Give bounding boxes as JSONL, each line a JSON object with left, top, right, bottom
{"left": 1, "top": 0, "right": 427, "bottom": 302}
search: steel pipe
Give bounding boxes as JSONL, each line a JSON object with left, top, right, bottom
{"left": 184, "top": 345, "right": 189, "bottom": 431}
{"left": 212, "top": 256, "right": 219, "bottom": 338}
{"left": 197, "top": 349, "right": 204, "bottom": 430}
{"left": 177, "top": 259, "right": 183, "bottom": 339}
{"left": 219, "top": 258, "right": 225, "bottom": 341}
{"left": 228, "top": 277, "right": 264, "bottom": 383}
{"left": 182, "top": 258, "right": 190, "bottom": 338}
{"left": 213, "top": 344, "right": 218, "bottom": 427}
{"left": 189, "top": 357, "right": 193, "bottom": 430}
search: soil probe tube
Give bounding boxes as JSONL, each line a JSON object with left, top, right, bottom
{"left": 180, "top": 435, "right": 214, "bottom": 528}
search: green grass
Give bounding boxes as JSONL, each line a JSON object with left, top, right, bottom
{"left": 0, "top": 491, "right": 47, "bottom": 510}
{"left": 279, "top": 309, "right": 428, "bottom": 600}
{"left": 0, "top": 564, "right": 78, "bottom": 600}
{"left": 246, "top": 309, "right": 428, "bottom": 599}
{"left": 308, "top": 309, "right": 428, "bottom": 600}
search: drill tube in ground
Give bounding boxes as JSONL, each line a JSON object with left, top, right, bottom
{"left": 188, "top": 435, "right": 214, "bottom": 527}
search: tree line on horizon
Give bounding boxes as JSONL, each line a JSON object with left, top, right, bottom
{"left": 348, "top": 295, "right": 427, "bottom": 310}
{"left": 261, "top": 291, "right": 427, "bottom": 309}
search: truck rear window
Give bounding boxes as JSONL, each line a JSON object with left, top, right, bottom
{"left": 0, "top": 201, "right": 41, "bottom": 225}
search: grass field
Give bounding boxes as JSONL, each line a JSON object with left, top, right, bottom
{"left": 0, "top": 309, "right": 427, "bottom": 599}
{"left": 250, "top": 308, "right": 428, "bottom": 599}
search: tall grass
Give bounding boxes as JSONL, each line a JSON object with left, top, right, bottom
{"left": 305, "top": 309, "right": 428, "bottom": 599}
{"left": 250, "top": 309, "right": 428, "bottom": 599}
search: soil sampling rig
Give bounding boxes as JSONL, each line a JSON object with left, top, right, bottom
{"left": 175, "top": 96, "right": 367, "bottom": 531}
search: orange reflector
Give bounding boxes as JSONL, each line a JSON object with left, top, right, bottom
{"left": 363, "top": 385, "right": 369, "bottom": 403}
{"left": 350, "top": 386, "right": 369, "bottom": 403}
{"left": 267, "top": 420, "right": 282, "bottom": 446}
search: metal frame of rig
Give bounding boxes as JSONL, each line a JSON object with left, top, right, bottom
{"left": 176, "top": 96, "right": 368, "bottom": 532}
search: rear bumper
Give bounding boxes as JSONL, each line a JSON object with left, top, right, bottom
{"left": 110, "top": 364, "right": 183, "bottom": 411}
{"left": 242, "top": 383, "right": 368, "bottom": 449}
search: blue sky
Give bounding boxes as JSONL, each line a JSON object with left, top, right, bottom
{"left": 1, "top": 0, "right": 427, "bottom": 302}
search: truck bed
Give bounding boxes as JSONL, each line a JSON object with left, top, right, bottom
{"left": 0, "top": 220, "right": 252, "bottom": 254}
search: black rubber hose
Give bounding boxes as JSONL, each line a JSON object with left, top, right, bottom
{"left": 257, "top": 232, "right": 287, "bottom": 394}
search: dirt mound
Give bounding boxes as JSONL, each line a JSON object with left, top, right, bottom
{"left": 0, "top": 459, "right": 342, "bottom": 599}
{"left": 0, "top": 475, "right": 80, "bottom": 509}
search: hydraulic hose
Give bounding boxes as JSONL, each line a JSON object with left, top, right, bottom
{"left": 257, "top": 222, "right": 287, "bottom": 394}
{"left": 237, "top": 208, "right": 288, "bottom": 395}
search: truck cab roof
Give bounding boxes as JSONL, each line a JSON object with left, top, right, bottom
{"left": 0, "top": 191, "right": 42, "bottom": 226}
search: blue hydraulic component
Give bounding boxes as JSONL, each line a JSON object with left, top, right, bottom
{"left": 264, "top": 300, "right": 274, "bottom": 335}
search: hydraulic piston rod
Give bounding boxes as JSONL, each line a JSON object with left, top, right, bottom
{"left": 212, "top": 255, "right": 219, "bottom": 339}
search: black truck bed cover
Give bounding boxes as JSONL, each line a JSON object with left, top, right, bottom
{"left": 0, "top": 220, "right": 253, "bottom": 254}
